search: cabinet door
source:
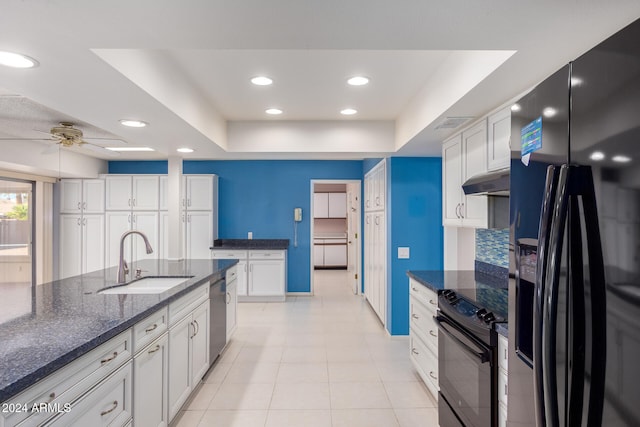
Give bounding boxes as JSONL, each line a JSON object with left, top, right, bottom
{"left": 328, "top": 193, "right": 347, "bottom": 218}
{"left": 186, "top": 211, "right": 213, "bottom": 259}
{"left": 324, "top": 244, "right": 347, "bottom": 266}
{"left": 462, "top": 121, "right": 488, "bottom": 227}
{"left": 132, "top": 176, "right": 159, "bottom": 211}
{"left": 226, "top": 281, "right": 237, "bottom": 341}
{"left": 105, "top": 176, "right": 132, "bottom": 211}
{"left": 191, "top": 302, "right": 209, "bottom": 386}
{"left": 374, "top": 163, "right": 386, "bottom": 210}
{"left": 487, "top": 108, "right": 511, "bottom": 171}
{"left": 83, "top": 215, "right": 105, "bottom": 274}
{"left": 185, "top": 175, "right": 213, "bottom": 211}
{"left": 159, "top": 175, "right": 168, "bottom": 211}
{"left": 105, "top": 212, "right": 132, "bottom": 268}
{"left": 364, "top": 176, "right": 372, "bottom": 211}
{"left": 168, "top": 315, "right": 192, "bottom": 421}
{"left": 82, "top": 179, "right": 105, "bottom": 213}
{"left": 313, "top": 193, "right": 329, "bottom": 218}
{"left": 249, "top": 260, "right": 285, "bottom": 296}
{"left": 314, "top": 243, "right": 325, "bottom": 267}
{"left": 60, "top": 215, "right": 82, "bottom": 279}
{"left": 131, "top": 212, "right": 159, "bottom": 262}
{"left": 134, "top": 334, "right": 169, "bottom": 427}
{"left": 60, "top": 180, "right": 83, "bottom": 214}
{"left": 159, "top": 211, "right": 170, "bottom": 260}
{"left": 442, "top": 135, "right": 463, "bottom": 226}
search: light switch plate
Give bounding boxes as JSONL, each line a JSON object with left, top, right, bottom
{"left": 398, "top": 247, "right": 410, "bottom": 259}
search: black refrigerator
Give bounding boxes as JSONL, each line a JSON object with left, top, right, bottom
{"left": 509, "top": 18, "right": 640, "bottom": 427}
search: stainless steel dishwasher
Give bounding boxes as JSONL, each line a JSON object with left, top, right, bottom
{"left": 209, "top": 276, "right": 226, "bottom": 365}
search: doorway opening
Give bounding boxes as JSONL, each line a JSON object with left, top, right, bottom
{"left": 310, "top": 179, "right": 361, "bottom": 296}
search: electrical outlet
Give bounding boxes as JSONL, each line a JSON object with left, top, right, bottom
{"left": 398, "top": 247, "right": 410, "bottom": 259}
{"left": 248, "top": 231, "right": 253, "bottom": 239}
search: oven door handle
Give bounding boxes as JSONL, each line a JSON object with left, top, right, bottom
{"left": 434, "top": 315, "right": 491, "bottom": 364}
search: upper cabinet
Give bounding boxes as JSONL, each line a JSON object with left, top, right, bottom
{"left": 314, "top": 192, "right": 347, "bottom": 218}
{"left": 105, "top": 175, "right": 159, "bottom": 211}
{"left": 59, "top": 179, "right": 105, "bottom": 214}
{"left": 365, "top": 160, "right": 386, "bottom": 212}
{"left": 487, "top": 107, "right": 512, "bottom": 171}
{"left": 442, "top": 121, "right": 488, "bottom": 228}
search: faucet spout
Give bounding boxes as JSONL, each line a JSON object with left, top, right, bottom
{"left": 117, "top": 230, "right": 154, "bottom": 284}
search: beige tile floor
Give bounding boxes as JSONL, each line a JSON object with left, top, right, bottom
{"left": 171, "top": 270, "right": 439, "bottom": 427}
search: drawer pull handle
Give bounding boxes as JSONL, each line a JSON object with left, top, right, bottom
{"left": 193, "top": 320, "right": 200, "bottom": 337}
{"left": 148, "top": 344, "right": 161, "bottom": 355}
{"left": 411, "top": 314, "right": 419, "bottom": 320}
{"left": 100, "top": 400, "right": 118, "bottom": 416}
{"left": 505, "top": 384, "right": 508, "bottom": 395}
{"left": 504, "top": 349, "right": 507, "bottom": 360}
{"left": 429, "top": 330, "right": 437, "bottom": 338}
{"left": 411, "top": 287, "right": 418, "bottom": 291}
{"left": 226, "top": 292, "right": 231, "bottom": 304}
{"left": 429, "top": 299, "right": 436, "bottom": 306}
{"left": 77, "top": 202, "right": 81, "bottom": 210}
{"left": 100, "top": 352, "right": 118, "bottom": 365}
{"left": 145, "top": 323, "right": 158, "bottom": 333}
{"left": 411, "top": 348, "right": 419, "bottom": 355}
{"left": 429, "top": 371, "right": 438, "bottom": 380}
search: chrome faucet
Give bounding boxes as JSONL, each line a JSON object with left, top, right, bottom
{"left": 117, "top": 230, "right": 154, "bottom": 284}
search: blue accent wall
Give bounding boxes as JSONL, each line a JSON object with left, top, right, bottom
{"left": 109, "top": 160, "right": 362, "bottom": 293}
{"left": 388, "top": 157, "right": 443, "bottom": 335}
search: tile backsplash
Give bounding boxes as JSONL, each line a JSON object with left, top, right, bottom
{"left": 476, "top": 228, "right": 509, "bottom": 269}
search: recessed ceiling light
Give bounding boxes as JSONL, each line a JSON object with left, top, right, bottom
{"left": 251, "top": 76, "right": 273, "bottom": 86}
{"left": 612, "top": 155, "right": 631, "bottom": 163}
{"left": 347, "top": 76, "right": 369, "bottom": 86}
{"left": 0, "top": 51, "right": 38, "bottom": 68}
{"left": 542, "top": 107, "right": 557, "bottom": 118}
{"left": 510, "top": 104, "right": 521, "bottom": 112}
{"left": 265, "top": 108, "right": 283, "bottom": 115}
{"left": 177, "top": 148, "right": 194, "bottom": 153}
{"left": 589, "top": 151, "right": 605, "bottom": 161}
{"left": 119, "top": 119, "right": 147, "bottom": 128}
{"left": 340, "top": 108, "right": 357, "bottom": 115}
{"left": 105, "top": 147, "right": 155, "bottom": 152}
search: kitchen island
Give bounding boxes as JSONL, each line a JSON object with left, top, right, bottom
{"left": 0, "top": 258, "right": 237, "bottom": 405}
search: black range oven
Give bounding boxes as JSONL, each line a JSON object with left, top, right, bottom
{"left": 436, "top": 289, "right": 504, "bottom": 427}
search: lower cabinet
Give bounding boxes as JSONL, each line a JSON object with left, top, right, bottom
{"left": 226, "top": 275, "right": 238, "bottom": 342}
{"left": 409, "top": 279, "right": 439, "bottom": 401}
{"left": 168, "top": 300, "right": 209, "bottom": 421}
{"left": 498, "top": 334, "right": 508, "bottom": 427}
{"left": 133, "top": 333, "right": 169, "bottom": 427}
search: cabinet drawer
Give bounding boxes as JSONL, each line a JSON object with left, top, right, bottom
{"left": 249, "top": 250, "right": 285, "bottom": 260}
{"left": 133, "top": 307, "right": 168, "bottom": 354}
{"left": 46, "top": 362, "right": 132, "bottom": 427}
{"left": 409, "top": 279, "right": 438, "bottom": 314}
{"left": 169, "top": 283, "right": 209, "bottom": 326}
{"left": 498, "top": 334, "right": 508, "bottom": 372}
{"left": 226, "top": 265, "right": 238, "bottom": 284}
{"left": 2, "top": 330, "right": 132, "bottom": 427}
{"left": 410, "top": 297, "right": 438, "bottom": 352}
{"left": 211, "top": 250, "right": 247, "bottom": 260}
{"left": 410, "top": 334, "right": 438, "bottom": 399}
{"left": 498, "top": 367, "right": 508, "bottom": 407}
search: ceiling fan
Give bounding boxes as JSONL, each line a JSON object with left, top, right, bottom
{"left": 0, "top": 122, "right": 121, "bottom": 157}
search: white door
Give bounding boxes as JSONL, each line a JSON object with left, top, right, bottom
{"left": 313, "top": 193, "right": 329, "bottom": 218}
{"left": 442, "top": 135, "right": 462, "bottom": 225}
{"left": 186, "top": 211, "right": 213, "bottom": 259}
{"left": 236, "top": 259, "right": 248, "bottom": 296}
{"left": 168, "top": 316, "right": 192, "bottom": 421}
{"left": 324, "top": 244, "right": 347, "bottom": 266}
{"left": 131, "top": 212, "right": 159, "bottom": 262}
{"left": 105, "top": 211, "right": 132, "bottom": 268}
{"left": 82, "top": 215, "right": 105, "bottom": 274}
{"left": 59, "top": 180, "right": 82, "bottom": 214}
{"left": 82, "top": 179, "right": 105, "bottom": 214}
{"left": 347, "top": 185, "right": 360, "bottom": 294}
{"left": 185, "top": 175, "right": 213, "bottom": 211}
{"left": 132, "top": 175, "right": 159, "bottom": 211}
{"left": 59, "top": 215, "right": 82, "bottom": 279}
{"left": 462, "top": 121, "right": 488, "bottom": 227}
{"left": 249, "top": 260, "right": 285, "bottom": 296}
{"left": 226, "top": 281, "right": 237, "bottom": 341}
{"left": 191, "top": 302, "right": 210, "bottom": 384}
{"left": 105, "top": 176, "right": 132, "bottom": 210}
{"left": 134, "top": 333, "right": 168, "bottom": 427}
{"left": 328, "top": 193, "right": 347, "bottom": 218}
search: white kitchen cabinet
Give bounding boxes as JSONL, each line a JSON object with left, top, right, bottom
{"left": 211, "top": 249, "right": 286, "bottom": 301}
{"left": 365, "top": 161, "right": 386, "bottom": 212}
{"left": 184, "top": 175, "right": 214, "bottom": 211}
{"left": 442, "top": 121, "right": 488, "bottom": 228}
{"left": 184, "top": 210, "right": 214, "bottom": 259}
{"left": 487, "top": 107, "right": 512, "bottom": 171}
{"left": 226, "top": 267, "right": 238, "bottom": 342}
{"left": 498, "top": 334, "right": 509, "bottom": 427}
{"left": 59, "top": 179, "right": 104, "bottom": 214}
{"left": 314, "top": 193, "right": 329, "bottom": 218}
{"left": 313, "top": 243, "right": 325, "bottom": 267}
{"left": 105, "top": 211, "right": 159, "bottom": 268}
{"left": 105, "top": 175, "right": 159, "bottom": 211}
{"left": 133, "top": 333, "right": 169, "bottom": 427}
{"left": 314, "top": 192, "right": 347, "bottom": 218}
{"left": 409, "top": 279, "right": 439, "bottom": 401}
{"left": 59, "top": 214, "right": 105, "bottom": 279}
{"left": 323, "top": 244, "right": 347, "bottom": 266}
{"left": 168, "top": 299, "right": 209, "bottom": 422}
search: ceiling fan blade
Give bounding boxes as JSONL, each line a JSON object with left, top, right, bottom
{"left": 42, "top": 143, "right": 60, "bottom": 155}
{"left": 82, "top": 143, "right": 121, "bottom": 157}
{"left": 0, "top": 137, "right": 53, "bottom": 140}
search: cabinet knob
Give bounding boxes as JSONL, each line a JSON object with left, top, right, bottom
{"left": 411, "top": 314, "right": 420, "bottom": 320}
{"left": 411, "top": 348, "right": 419, "bottom": 355}
{"left": 429, "top": 330, "right": 437, "bottom": 338}
{"left": 429, "top": 371, "right": 438, "bottom": 381}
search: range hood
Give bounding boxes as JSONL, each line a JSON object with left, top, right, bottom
{"left": 462, "top": 169, "right": 509, "bottom": 196}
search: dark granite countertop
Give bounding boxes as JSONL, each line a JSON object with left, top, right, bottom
{"left": 407, "top": 261, "right": 509, "bottom": 337}
{"left": 211, "top": 239, "right": 289, "bottom": 250}
{"left": 0, "top": 258, "right": 237, "bottom": 402}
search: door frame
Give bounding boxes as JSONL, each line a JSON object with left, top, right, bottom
{"left": 309, "top": 179, "right": 362, "bottom": 296}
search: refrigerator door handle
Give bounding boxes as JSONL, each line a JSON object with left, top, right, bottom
{"left": 573, "top": 165, "right": 607, "bottom": 427}
{"left": 533, "top": 165, "right": 561, "bottom": 426}
{"left": 541, "top": 164, "right": 572, "bottom": 427}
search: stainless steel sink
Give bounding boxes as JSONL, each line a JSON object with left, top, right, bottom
{"left": 99, "top": 276, "right": 194, "bottom": 294}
